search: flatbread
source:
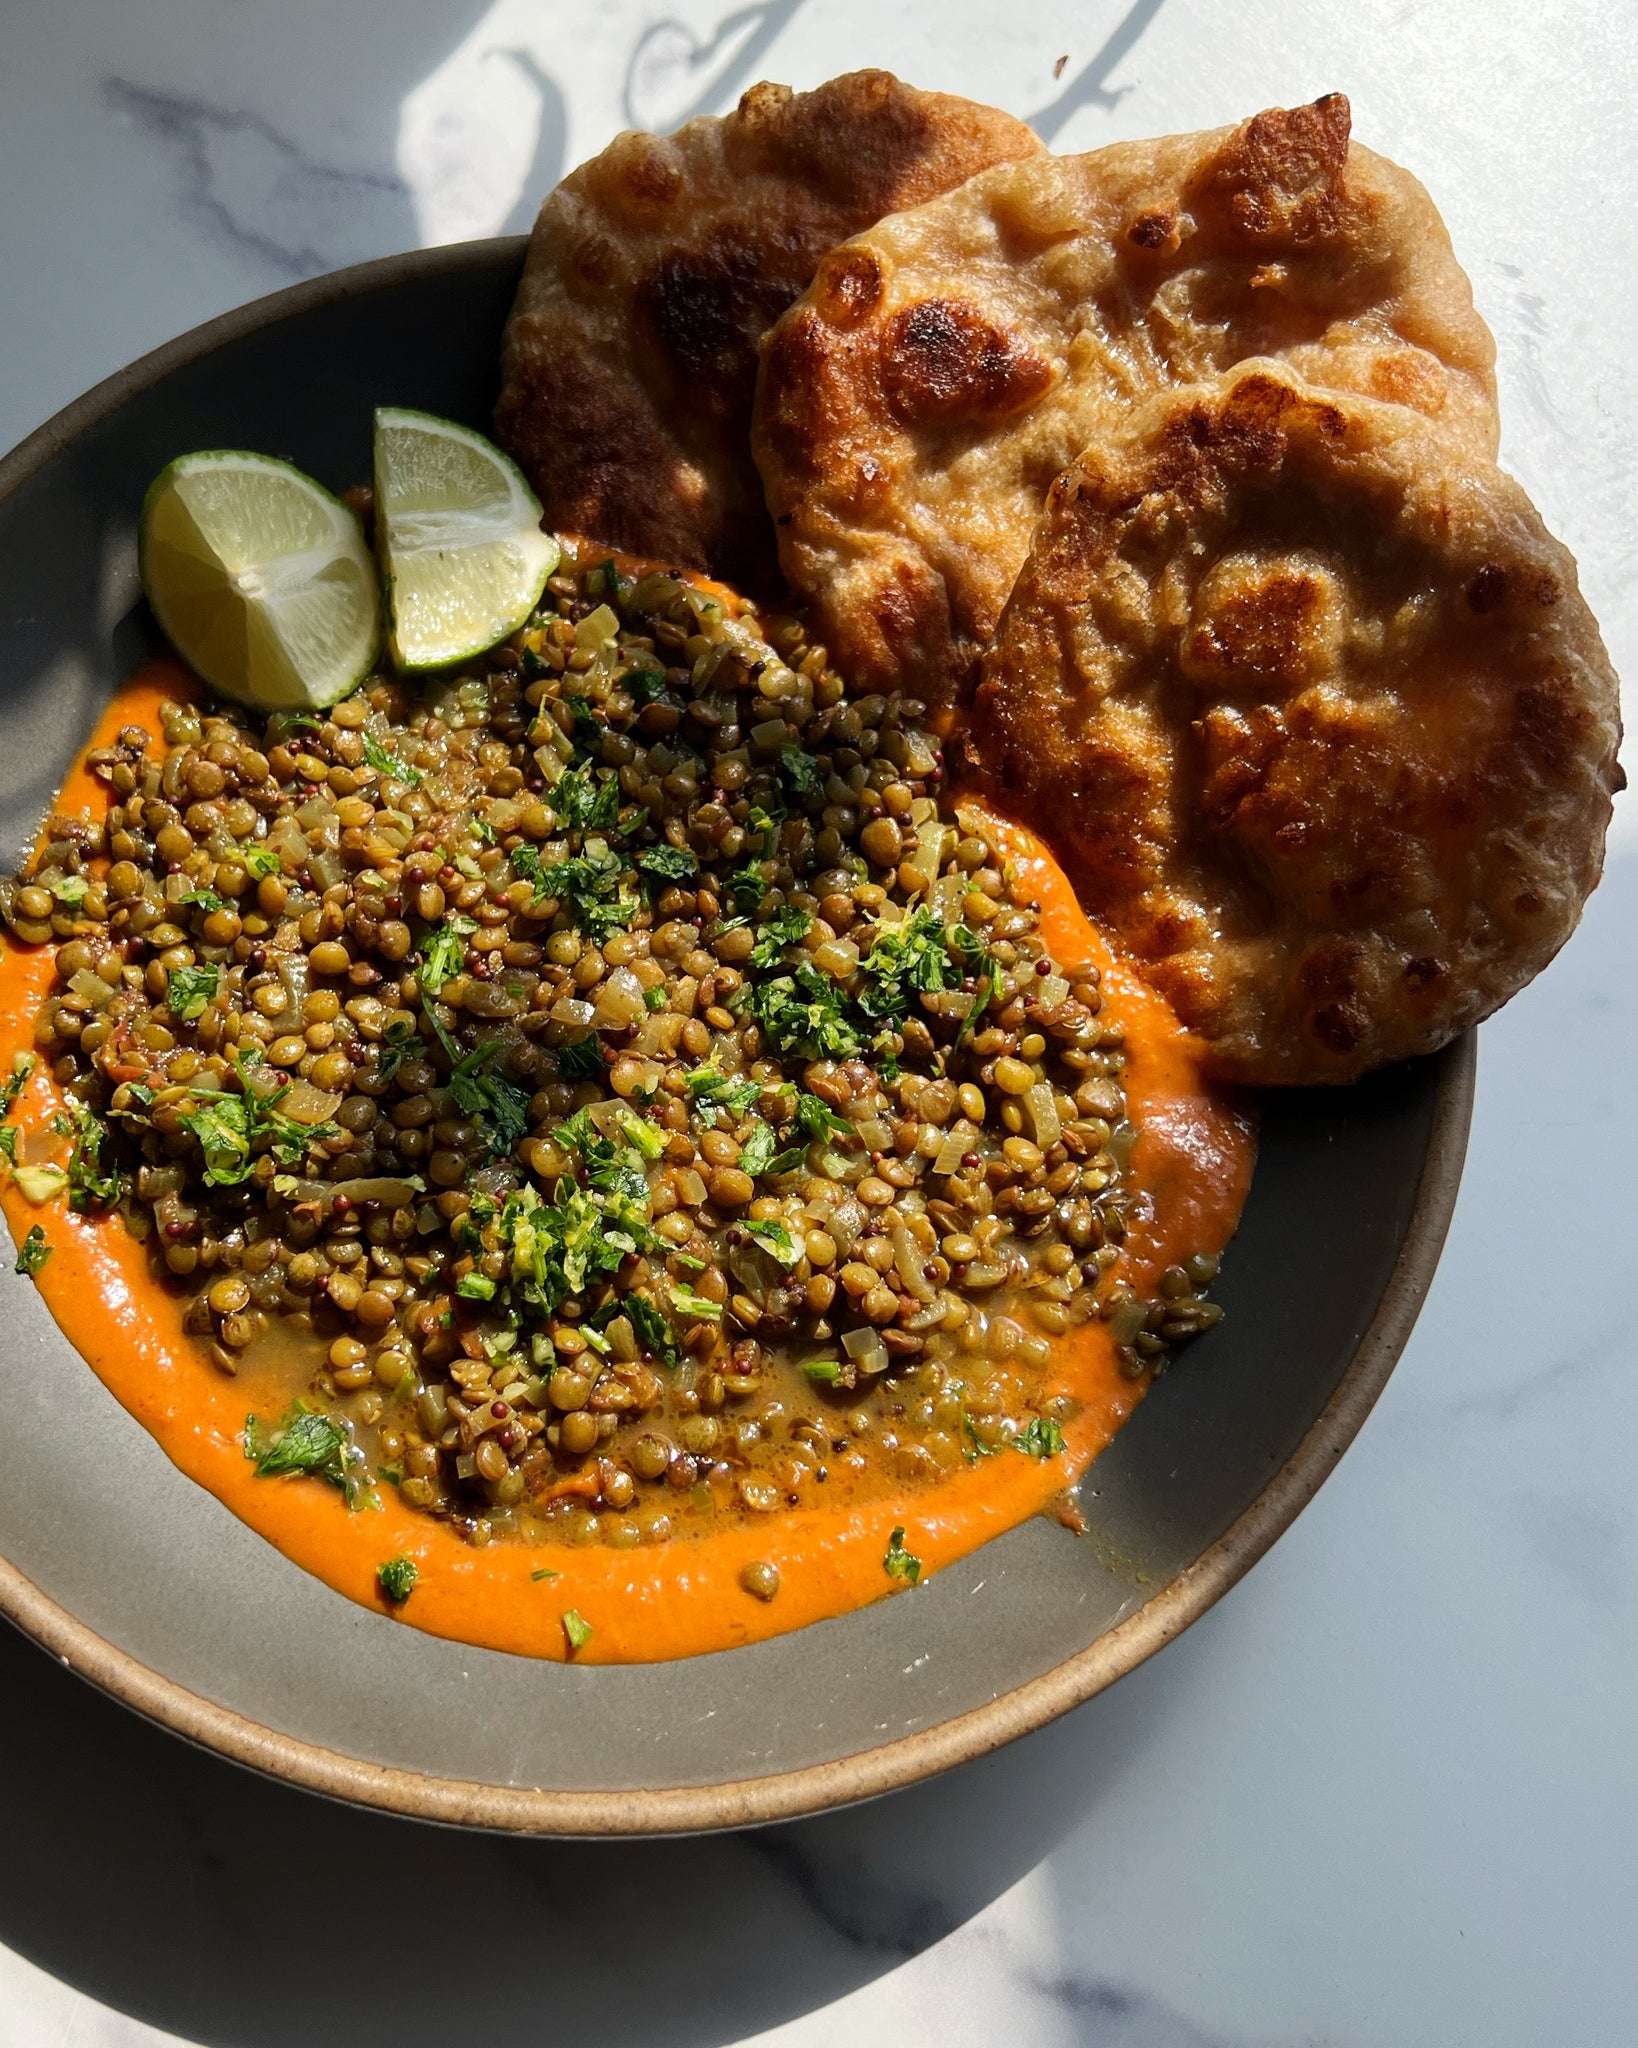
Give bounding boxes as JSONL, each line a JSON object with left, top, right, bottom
{"left": 969, "top": 363, "right": 1623, "bottom": 1085}
{"left": 495, "top": 71, "right": 1041, "bottom": 592}
{"left": 754, "top": 95, "right": 1499, "bottom": 713}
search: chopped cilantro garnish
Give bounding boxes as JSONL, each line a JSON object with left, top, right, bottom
{"left": 179, "top": 887, "right": 229, "bottom": 914}
{"left": 745, "top": 1216, "right": 800, "bottom": 1262}
{"left": 727, "top": 862, "right": 768, "bottom": 910}
{"left": 623, "top": 664, "right": 668, "bottom": 707}
{"left": 795, "top": 1093, "right": 851, "bottom": 1141}
{"left": 686, "top": 1063, "right": 759, "bottom": 1114}
{"left": 376, "top": 1555, "right": 418, "bottom": 1603}
{"left": 745, "top": 804, "right": 782, "bottom": 847}
{"left": 0, "top": 1128, "right": 16, "bottom": 1166}
{"left": 562, "top": 1608, "right": 593, "bottom": 1652}
{"left": 626, "top": 1292, "right": 679, "bottom": 1366}
{"left": 777, "top": 746, "right": 824, "bottom": 806}
{"left": 245, "top": 1402, "right": 372, "bottom": 1508}
{"left": 374, "top": 1016, "right": 418, "bottom": 1083}
{"left": 739, "top": 961, "right": 861, "bottom": 1061}
{"left": 65, "top": 1103, "right": 120, "bottom": 1211}
{"left": 749, "top": 903, "right": 813, "bottom": 969}
{"left": 166, "top": 963, "right": 219, "bottom": 1021}
{"left": 555, "top": 767, "right": 621, "bottom": 833}
{"left": 1014, "top": 1416, "right": 1065, "bottom": 1459}
{"left": 556, "top": 1035, "right": 607, "bottom": 1083}
{"left": 14, "top": 1225, "right": 51, "bottom": 1276}
{"left": 241, "top": 845, "right": 280, "bottom": 880}
{"left": 884, "top": 1527, "right": 922, "bottom": 1585}
{"left": 363, "top": 730, "right": 420, "bottom": 787}
{"left": 858, "top": 908, "right": 953, "bottom": 1023}
{"left": 0, "top": 1052, "right": 32, "bottom": 1117}
{"left": 637, "top": 842, "right": 699, "bottom": 888}
{"left": 417, "top": 916, "right": 474, "bottom": 994}
{"left": 669, "top": 1283, "right": 722, "bottom": 1320}
{"left": 737, "top": 1122, "right": 779, "bottom": 1179}
{"left": 447, "top": 1039, "right": 530, "bottom": 1156}
{"left": 563, "top": 694, "right": 604, "bottom": 757}
{"left": 530, "top": 1566, "right": 560, "bottom": 1582}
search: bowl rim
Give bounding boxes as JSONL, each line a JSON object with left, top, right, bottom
{"left": 0, "top": 242, "right": 1478, "bottom": 1836}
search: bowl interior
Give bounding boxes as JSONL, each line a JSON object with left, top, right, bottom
{"left": 0, "top": 244, "right": 1470, "bottom": 1830}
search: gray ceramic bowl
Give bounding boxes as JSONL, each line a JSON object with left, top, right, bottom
{"left": 0, "top": 241, "right": 1473, "bottom": 1834}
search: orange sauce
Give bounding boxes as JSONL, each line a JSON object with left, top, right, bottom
{"left": 0, "top": 670, "right": 1255, "bottom": 1661}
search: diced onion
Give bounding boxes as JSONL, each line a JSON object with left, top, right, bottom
{"left": 840, "top": 1326, "right": 888, "bottom": 1374}
{"left": 1022, "top": 1082, "right": 1061, "bottom": 1149}
{"left": 592, "top": 966, "right": 646, "bottom": 1028}
{"left": 549, "top": 997, "right": 595, "bottom": 1027}
{"left": 1040, "top": 974, "right": 1070, "bottom": 1011}
{"left": 574, "top": 603, "right": 620, "bottom": 652}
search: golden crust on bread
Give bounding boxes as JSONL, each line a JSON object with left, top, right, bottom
{"left": 494, "top": 71, "right": 1041, "bottom": 592}
{"left": 969, "top": 364, "right": 1623, "bottom": 1085}
{"left": 753, "top": 95, "right": 1499, "bottom": 711}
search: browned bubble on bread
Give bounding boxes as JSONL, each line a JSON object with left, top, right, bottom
{"left": 970, "top": 363, "right": 1622, "bottom": 1085}
{"left": 753, "top": 95, "right": 1499, "bottom": 712}
{"left": 495, "top": 71, "right": 1041, "bottom": 593}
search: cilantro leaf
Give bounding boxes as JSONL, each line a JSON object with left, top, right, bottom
{"left": 555, "top": 767, "right": 620, "bottom": 833}
{"left": 447, "top": 1040, "right": 530, "bottom": 1156}
{"left": 556, "top": 1035, "right": 607, "bottom": 1083}
{"left": 0, "top": 1053, "right": 33, "bottom": 1117}
{"left": 377, "top": 1555, "right": 418, "bottom": 1603}
{"left": 637, "top": 843, "right": 699, "bottom": 889}
{"left": 686, "top": 1064, "right": 759, "bottom": 1115}
{"left": 363, "top": 731, "right": 421, "bottom": 787}
{"left": 726, "top": 862, "right": 768, "bottom": 911}
{"left": 858, "top": 908, "right": 951, "bottom": 1023}
{"left": 418, "top": 917, "right": 474, "bottom": 994}
{"left": 374, "top": 1016, "right": 418, "bottom": 1083}
{"left": 1014, "top": 1416, "right": 1065, "bottom": 1459}
{"left": 740, "top": 962, "right": 860, "bottom": 1061}
{"left": 14, "top": 1225, "right": 51, "bottom": 1276}
{"left": 626, "top": 1292, "right": 679, "bottom": 1366}
{"left": 179, "top": 888, "right": 229, "bottom": 914}
{"left": 884, "top": 1527, "right": 922, "bottom": 1585}
{"left": 749, "top": 903, "right": 813, "bottom": 969}
{"left": 246, "top": 1402, "right": 372, "bottom": 1507}
{"left": 777, "top": 745, "right": 824, "bottom": 807}
{"left": 745, "top": 1216, "right": 800, "bottom": 1262}
{"left": 795, "top": 1093, "right": 852, "bottom": 1141}
{"left": 179, "top": 1094, "right": 253, "bottom": 1184}
{"left": 167, "top": 963, "right": 219, "bottom": 1021}
{"left": 241, "top": 845, "right": 281, "bottom": 879}
{"left": 65, "top": 1103, "right": 120, "bottom": 1211}
{"left": 737, "top": 1121, "right": 778, "bottom": 1178}
{"left": 623, "top": 664, "right": 668, "bottom": 707}
{"left": 562, "top": 694, "right": 604, "bottom": 758}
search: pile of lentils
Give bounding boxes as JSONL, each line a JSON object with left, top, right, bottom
{"left": 1, "top": 542, "right": 1223, "bottom": 1566}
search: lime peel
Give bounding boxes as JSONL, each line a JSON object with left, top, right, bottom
{"left": 373, "top": 407, "right": 560, "bottom": 672}
{"left": 139, "top": 451, "right": 378, "bottom": 712}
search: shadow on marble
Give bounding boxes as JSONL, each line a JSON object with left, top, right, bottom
{"left": 0, "top": 1598, "right": 1215, "bottom": 2048}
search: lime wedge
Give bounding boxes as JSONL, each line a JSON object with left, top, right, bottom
{"left": 373, "top": 408, "right": 559, "bottom": 670}
{"left": 139, "top": 451, "right": 378, "bottom": 711}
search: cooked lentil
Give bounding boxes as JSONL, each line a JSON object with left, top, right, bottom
{"left": 2, "top": 544, "right": 1223, "bottom": 1551}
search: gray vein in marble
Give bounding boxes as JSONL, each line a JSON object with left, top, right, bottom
{"left": 624, "top": 0, "right": 807, "bottom": 130}
{"left": 102, "top": 79, "right": 411, "bottom": 278}
{"left": 1026, "top": 0, "right": 1166, "bottom": 140}
{"left": 746, "top": 1830, "right": 962, "bottom": 1956}
{"left": 492, "top": 49, "right": 568, "bottom": 232}
{"left": 1033, "top": 1968, "right": 1320, "bottom": 2047}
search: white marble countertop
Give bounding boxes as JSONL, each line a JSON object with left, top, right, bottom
{"left": 2, "top": 3, "right": 1634, "bottom": 2043}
